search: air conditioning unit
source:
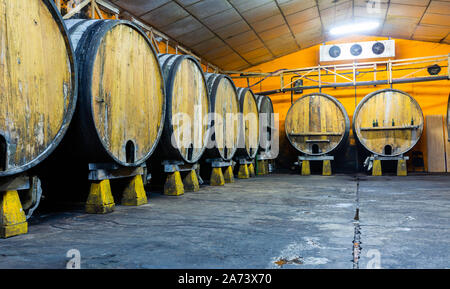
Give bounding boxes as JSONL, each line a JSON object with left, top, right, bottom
{"left": 320, "top": 40, "right": 395, "bottom": 62}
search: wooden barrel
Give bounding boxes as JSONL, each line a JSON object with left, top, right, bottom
{"left": 204, "top": 73, "right": 240, "bottom": 161}
{"left": 353, "top": 89, "right": 424, "bottom": 156}
{"left": 285, "top": 93, "right": 350, "bottom": 156}
{"left": 64, "top": 19, "right": 165, "bottom": 166}
{"left": 158, "top": 54, "right": 209, "bottom": 164}
{"left": 0, "top": 0, "right": 77, "bottom": 177}
{"left": 235, "top": 88, "right": 260, "bottom": 160}
{"left": 256, "top": 95, "right": 275, "bottom": 155}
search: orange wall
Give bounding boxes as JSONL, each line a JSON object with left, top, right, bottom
{"left": 233, "top": 36, "right": 450, "bottom": 171}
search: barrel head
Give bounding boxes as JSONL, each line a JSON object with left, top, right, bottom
{"left": 0, "top": 0, "right": 77, "bottom": 176}
{"left": 353, "top": 89, "right": 424, "bottom": 156}
{"left": 285, "top": 93, "right": 349, "bottom": 156}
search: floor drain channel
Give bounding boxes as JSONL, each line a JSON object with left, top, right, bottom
{"left": 352, "top": 177, "right": 362, "bottom": 269}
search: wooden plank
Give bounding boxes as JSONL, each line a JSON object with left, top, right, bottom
{"left": 426, "top": 115, "right": 446, "bottom": 173}
{"left": 62, "top": 0, "right": 91, "bottom": 19}
{"left": 289, "top": 132, "right": 342, "bottom": 136}
{"left": 443, "top": 118, "right": 450, "bottom": 173}
{"left": 360, "top": 125, "right": 420, "bottom": 131}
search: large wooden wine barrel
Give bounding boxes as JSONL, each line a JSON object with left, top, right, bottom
{"left": 286, "top": 93, "right": 350, "bottom": 156}
{"left": 235, "top": 88, "right": 260, "bottom": 160}
{"left": 204, "top": 73, "right": 240, "bottom": 161}
{"left": 353, "top": 89, "right": 424, "bottom": 156}
{"left": 0, "top": 0, "right": 77, "bottom": 177}
{"left": 158, "top": 54, "right": 209, "bottom": 164}
{"left": 64, "top": 19, "right": 165, "bottom": 166}
{"left": 256, "top": 95, "right": 275, "bottom": 156}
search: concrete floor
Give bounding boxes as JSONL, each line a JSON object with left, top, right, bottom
{"left": 0, "top": 174, "right": 449, "bottom": 269}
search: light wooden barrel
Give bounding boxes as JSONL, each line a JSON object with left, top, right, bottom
{"left": 65, "top": 19, "right": 165, "bottom": 166}
{"left": 235, "top": 88, "right": 260, "bottom": 160}
{"left": 353, "top": 89, "right": 424, "bottom": 156}
{"left": 0, "top": 0, "right": 77, "bottom": 177}
{"left": 286, "top": 93, "right": 350, "bottom": 156}
{"left": 256, "top": 95, "right": 275, "bottom": 155}
{"left": 158, "top": 54, "right": 209, "bottom": 164}
{"left": 204, "top": 73, "right": 240, "bottom": 161}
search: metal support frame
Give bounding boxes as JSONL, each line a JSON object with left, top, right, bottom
{"left": 367, "top": 155, "right": 410, "bottom": 177}
{"left": 256, "top": 153, "right": 276, "bottom": 161}
{"left": 88, "top": 162, "right": 147, "bottom": 181}
{"left": 162, "top": 161, "right": 201, "bottom": 194}
{"left": 369, "top": 155, "right": 410, "bottom": 161}
{"left": 0, "top": 175, "right": 31, "bottom": 192}
{"left": 298, "top": 155, "right": 334, "bottom": 161}
{"left": 205, "top": 159, "right": 234, "bottom": 186}
{"left": 0, "top": 174, "right": 33, "bottom": 238}
{"left": 236, "top": 158, "right": 254, "bottom": 165}
{"left": 295, "top": 155, "right": 334, "bottom": 176}
{"left": 235, "top": 158, "right": 255, "bottom": 179}
{"left": 86, "top": 163, "right": 148, "bottom": 213}
{"left": 0, "top": 175, "right": 42, "bottom": 221}
{"left": 228, "top": 54, "right": 449, "bottom": 96}
{"left": 162, "top": 160, "right": 199, "bottom": 173}
{"left": 205, "top": 159, "right": 233, "bottom": 168}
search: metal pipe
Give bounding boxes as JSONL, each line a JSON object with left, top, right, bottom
{"left": 258, "top": 75, "right": 449, "bottom": 96}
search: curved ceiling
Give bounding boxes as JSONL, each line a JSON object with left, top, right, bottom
{"left": 112, "top": 0, "right": 450, "bottom": 70}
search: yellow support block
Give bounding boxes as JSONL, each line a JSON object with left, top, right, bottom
{"left": 86, "top": 180, "right": 115, "bottom": 214}
{"left": 397, "top": 159, "right": 408, "bottom": 176}
{"left": 372, "top": 160, "right": 382, "bottom": 176}
{"left": 0, "top": 190, "right": 28, "bottom": 238}
{"left": 238, "top": 164, "right": 250, "bottom": 179}
{"left": 121, "top": 175, "right": 148, "bottom": 206}
{"left": 257, "top": 160, "right": 268, "bottom": 175}
{"left": 322, "top": 160, "right": 332, "bottom": 176}
{"left": 301, "top": 160, "right": 311, "bottom": 176}
{"left": 224, "top": 166, "right": 235, "bottom": 183}
{"left": 164, "top": 171, "right": 184, "bottom": 196}
{"left": 210, "top": 167, "right": 225, "bottom": 186}
{"left": 248, "top": 163, "right": 256, "bottom": 177}
{"left": 183, "top": 170, "right": 200, "bottom": 192}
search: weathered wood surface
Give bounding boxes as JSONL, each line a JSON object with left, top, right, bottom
{"left": 353, "top": 89, "right": 424, "bottom": 156}
{"left": 158, "top": 54, "right": 209, "bottom": 164}
{"left": 205, "top": 74, "right": 239, "bottom": 161}
{"left": 286, "top": 93, "right": 349, "bottom": 156}
{"left": 443, "top": 116, "right": 450, "bottom": 172}
{"left": 0, "top": 0, "right": 76, "bottom": 176}
{"left": 236, "top": 88, "right": 259, "bottom": 159}
{"left": 426, "top": 115, "right": 446, "bottom": 173}
{"left": 447, "top": 94, "right": 450, "bottom": 142}
{"left": 66, "top": 19, "right": 165, "bottom": 166}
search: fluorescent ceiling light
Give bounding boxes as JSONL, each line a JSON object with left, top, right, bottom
{"left": 330, "top": 21, "right": 380, "bottom": 36}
